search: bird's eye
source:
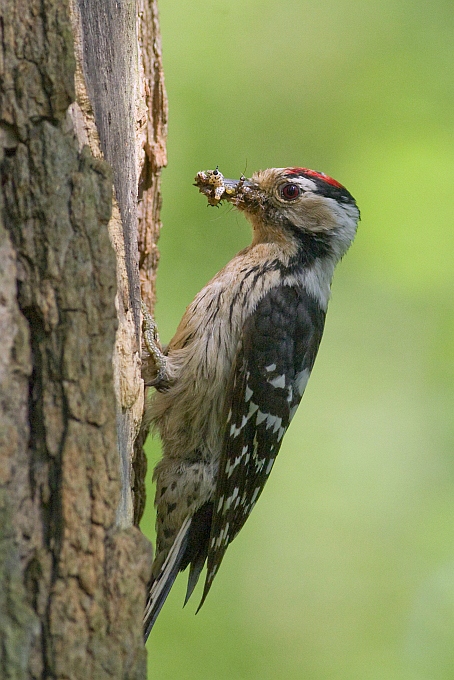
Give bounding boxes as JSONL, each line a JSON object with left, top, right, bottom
{"left": 280, "top": 183, "right": 301, "bottom": 200}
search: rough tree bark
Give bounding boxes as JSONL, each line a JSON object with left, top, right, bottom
{"left": 0, "top": 0, "right": 167, "bottom": 677}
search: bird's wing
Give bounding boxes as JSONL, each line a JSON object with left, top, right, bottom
{"left": 198, "top": 283, "right": 325, "bottom": 608}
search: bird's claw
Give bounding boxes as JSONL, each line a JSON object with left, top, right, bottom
{"left": 141, "top": 301, "right": 170, "bottom": 390}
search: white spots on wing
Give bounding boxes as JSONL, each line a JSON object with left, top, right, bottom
{"left": 277, "top": 426, "right": 286, "bottom": 442}
{"left": 229, "top": 423, "right": 241, "bottom": 438}
{"left": 245, "top": 385, "right": 253, "bottom": 402}
{"left": 257, "top": 410, "right": 279, "bottom": 431}
{"left": 268, "top": 374, "right": 286, "bottom": 389}
{"left": 251, "top": 486, "right": 261, "bottom": 504}
{"left": 256, "top": 410, "right": 284, "bottom": 432}
{"left": 225, "top": 445, "right": 249, "bottom": 477}
{"left": 266, "top": 458, "right": 275, "bottom": 475}
{"left": 227, "top": 408, "right": 232, "bottom": 423}
{"left": 251, "top": 433, "right": 260, "bottom": 465}
{"left": 266, "top": 413, "right": 278, "bottom": 430}
{"left": 223, "top": 487, "right": 239, "bottom": 513}
{"left": 295, "top": 368, "right": 311, "bottom": 396}
{"left": 229, "top": 400, "right": 260, "bottom": 439}
{"left": 251, "top": 433, "right": 267, "bottom": 472}
{"left": 207, "top": 564, "right": 218, "bottom": 582}
{"left": 271, "top": 415, "right": 282, "bottom": 433}
{"left": 217, "top": 495, "right": 224, "bottom": 512}
{"left": 225, "top": 456, "right": 240, "bottom": 477}
{"left": 287, "top": 385, "right": 293, "bottom": 403}
{"left": 214, "top": 522, "right": 231, "bottom": 548}
{"left": 265, "top": 363, "right": 277, "bottom": 372}
{"left": 254, "top": 457, "right": 266, "bottom": 472}
{"left": 247, "top": 401, "right": 259, "bottom": 418}
{"left": 289, "top": 404, "right": 299, "bottom": 421}
{"left": 229, "top": 414, "right": 247, "bottom": 438}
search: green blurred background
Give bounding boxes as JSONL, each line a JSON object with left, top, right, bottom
{"left": 141, "top": 1, "right": 454, "bottom": 678}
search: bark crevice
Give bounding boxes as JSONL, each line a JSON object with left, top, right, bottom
{"left": 0, "top": 0, "right": 167, "bottom": 675}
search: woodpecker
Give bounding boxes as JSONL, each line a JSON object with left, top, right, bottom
{"left": 142, "top": 166, "right": 359, "bottom": 639}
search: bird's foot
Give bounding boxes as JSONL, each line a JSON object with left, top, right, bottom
{"left": 141, "top": 301, "right": 170, "bottom": 390}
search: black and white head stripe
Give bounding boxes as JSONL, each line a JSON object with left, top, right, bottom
{"left": 198, "top": 283, "right": 325, "bottom": 608}
{"left": 284, "top": 167, "right": 357, "bottom": 205}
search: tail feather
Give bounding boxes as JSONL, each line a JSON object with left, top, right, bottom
{"left": 180, "top": 502, "right": 213, "bottom": 606}
{"left": 143, "top": 502, "right": 214, "bottom": 639}
{"left": 143, "top": 516, "right": 192, "bottom": 640}
{"left": 184, "top": 552, "right": 206, "bottom": 606}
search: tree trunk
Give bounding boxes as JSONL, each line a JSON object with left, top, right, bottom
{"left": 0, "top": 0, "right": 166, "bottom": 677}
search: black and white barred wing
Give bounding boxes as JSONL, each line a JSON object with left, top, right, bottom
{"left": 199, "top": 284, "right": 325, "bottom": 607}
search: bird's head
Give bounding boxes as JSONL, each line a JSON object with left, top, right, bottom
{"left": 196, "top": 166, "right": 360, "bottom": 263}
